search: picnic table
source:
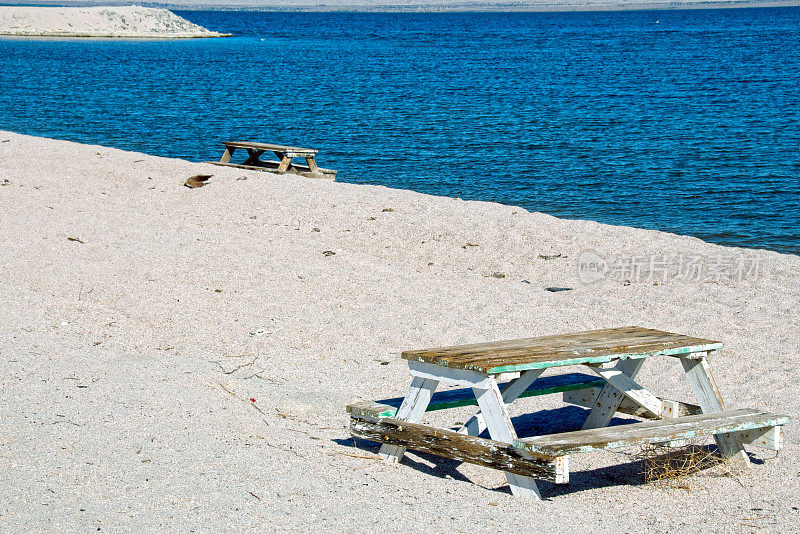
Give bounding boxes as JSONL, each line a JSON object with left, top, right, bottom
{"left": 347, "top": 326, "right": 789, "bottom": 499}
{"left": 207, "top": 141, "right": 336, "bottom": 179}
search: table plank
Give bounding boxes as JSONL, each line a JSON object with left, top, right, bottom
{"left": 223, "top": 140, "right": 318, "bottom": 154}
{"left": 401, "top": 326, "right": 722, "bottom": 373}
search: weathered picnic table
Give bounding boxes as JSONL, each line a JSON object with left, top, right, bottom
{"left": 347, "top": 326, "right": 789, "bottom": 499}
{"left": 207, "top": 141, "right": 336, "bottom": 179}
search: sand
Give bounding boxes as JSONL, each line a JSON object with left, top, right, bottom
{"left": 0, "top": 6, "right": 229, "bottom": 38}
{"left": 0, "top": 130, "right": 798, "bottom": 531}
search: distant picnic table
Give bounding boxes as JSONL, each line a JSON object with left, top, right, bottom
{"left": 207, "top": 141, "right": 336, "bottom": 180}
{"left": 348, "top": 326, "right": 789, "bottom": 500}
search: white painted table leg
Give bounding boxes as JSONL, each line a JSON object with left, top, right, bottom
{"left": 586, "top": 360, "right": 663, "bottom": 422}
{"left": 458, "top": 369, "right": 546, "bottom": 436}
{"left": 473, "top": 381, "right": 542, "bottom": 500}
{"left": 582, "top": 359, "right": 645, "bottom": 429}
{"left": 458, "top": 412, "right": 485, "bottom": 436}
{"left": 379, "top": 375, "right": 439, "bottom": 463}
{"left": 680, "top": 355, "right": 749, "bottom": 465}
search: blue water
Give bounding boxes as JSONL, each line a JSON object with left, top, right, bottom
{"left": 1, "top": 9, "right": 798, "bottom": 254}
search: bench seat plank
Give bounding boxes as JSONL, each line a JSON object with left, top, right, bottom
{"left": 402, "top": 326, "right": 722, "bottom": 374}
{"left": 516, "top": 408, "right": 790, "bottom": 456}
{"left": 350, "top": 414, "right": 568, "bottom": 483}
{"left": 207, "top": 160, "right": 336, "bottom": 177}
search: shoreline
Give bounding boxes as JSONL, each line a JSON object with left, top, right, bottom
{"left": 1, "top": 130, "right": 798, "bottom": 530}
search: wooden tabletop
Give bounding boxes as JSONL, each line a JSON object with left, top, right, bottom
{"left": 223, "top": 141, "right": 318, "bottom": 154}
{"left": 401, "top": 326, "right": 722, "bottom": 374}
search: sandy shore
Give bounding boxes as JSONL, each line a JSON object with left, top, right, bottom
{"left": 0, "top": 131, "right": 798, "bottom": 531}
{"left": 0, "top": 6, "right": 229, "bottom": 38}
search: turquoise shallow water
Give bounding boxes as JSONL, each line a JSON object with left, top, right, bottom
{"left": 1, "top": 8, "right": 798, "bottom": 254}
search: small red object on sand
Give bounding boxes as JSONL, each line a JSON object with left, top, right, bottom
{"left": 250, "top": 398, "right": 256, "bottom": 403}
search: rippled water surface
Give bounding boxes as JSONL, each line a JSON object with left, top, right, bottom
{"left": 1, "top": 9, "right": 798, "bottom": 254}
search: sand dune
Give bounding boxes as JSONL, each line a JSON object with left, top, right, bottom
{"left": 0, "top": 6, "right": 229, "bottom": 38}
{"left": 0, "top": 131, "right": 798, "bottom": 531}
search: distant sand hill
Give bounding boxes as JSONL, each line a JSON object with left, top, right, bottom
{"left": 0, "top": 6, "right": 230, "bottom": 38}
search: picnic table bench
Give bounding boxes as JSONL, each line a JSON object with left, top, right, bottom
{"left": 207, "top": 141, "right": 336, "bottom": 179}
{"left": 347, "top": 326, "right": 789, "bottom": 499}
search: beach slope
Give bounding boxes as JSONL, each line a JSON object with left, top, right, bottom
{"left": 0, "top": 131, "right": 798, "bottom": 531}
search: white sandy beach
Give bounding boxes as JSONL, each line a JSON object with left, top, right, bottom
{"left": 0, "top": 131, "right": 798, "bottom": 531}
{"left": 0, "top": 6, "right": 228, "bottom": 38}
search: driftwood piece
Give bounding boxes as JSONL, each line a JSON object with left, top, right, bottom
{"left": 184, "top": 174, "right": 212, "bottom": 188}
